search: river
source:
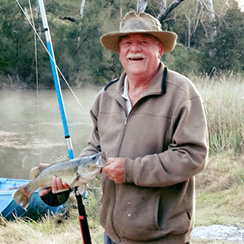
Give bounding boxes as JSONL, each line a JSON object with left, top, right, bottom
{"left": 0, "top": 86, "right": 100, "bottom": 179}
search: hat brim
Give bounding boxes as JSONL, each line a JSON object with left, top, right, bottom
{"left": 100, "top": 30, "right": 178, "bottom": 54}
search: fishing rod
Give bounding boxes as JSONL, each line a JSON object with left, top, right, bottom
{"left": 38, "top": 0, "right": 74, "bottom": 160}
{"left": 37, "top": 0, "right": 92, "bottom": 243}
{"left": 15, "top": 0, "right": 84, "bottom": 110}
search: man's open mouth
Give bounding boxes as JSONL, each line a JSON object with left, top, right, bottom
{"left": 126, "top": 53, "right": 146, "bottom": 60}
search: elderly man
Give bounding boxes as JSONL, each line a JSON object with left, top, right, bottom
{"left": 41, "top": 12, "right": 208, "bottom": 244}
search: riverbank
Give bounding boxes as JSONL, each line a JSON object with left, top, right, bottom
{"left": 1, "top": 152, "right": 244, "bottom": 243}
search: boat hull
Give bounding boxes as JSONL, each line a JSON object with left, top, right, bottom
{"left": 0, "top": 178, "right": 64, "bottom": 220}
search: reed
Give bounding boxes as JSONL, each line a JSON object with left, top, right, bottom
{"left": 192, "top": 72, "right": 244, "bottom": 154}
{"left": 1, "top": 74, "right": 244, "bottom": 243}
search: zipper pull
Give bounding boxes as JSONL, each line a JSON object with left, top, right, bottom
{"left": 125, "top": 117, "right": 128, "bottom": 125}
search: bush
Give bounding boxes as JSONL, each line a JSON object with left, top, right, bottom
{"left": 162, "top": 44, "right": 203, "bottom": 76}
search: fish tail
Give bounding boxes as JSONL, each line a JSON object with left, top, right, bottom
{"left": 13, "top": 186, "right": 33, "bottom": 210}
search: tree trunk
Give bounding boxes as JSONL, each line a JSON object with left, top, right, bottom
{"left": 185, "top": 14, "right": 191, "bottom": 48}
{"left": 199, "top": 0, "right": 217, "bottom": 42}
{"left": 184, "top": 1, "right": 203, "bottom": 48}
{"left": 157, "top": 0, "right": 186, "bottom": 21}
{"left": 137, "top": 0, "right": 148, "bottom": 14}
{"left": 80, "top": 0, "right": 86, "bottom": 18}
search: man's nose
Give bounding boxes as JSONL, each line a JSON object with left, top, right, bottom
{"left": 130, "top": 42, "right": 142, "bottom": 52}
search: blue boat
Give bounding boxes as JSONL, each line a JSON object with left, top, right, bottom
{"left": 0, "top": 178, "right": 64, "bottom": 220}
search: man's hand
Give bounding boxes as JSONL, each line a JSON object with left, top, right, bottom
{"left": 103, "top": 157, "right": 125, "bottom": 183}
{"left": 39, "top": 175, "right": 70, "bottom": 197}
{"left": 51, "top": 176, "right": 70, "bottom": 193}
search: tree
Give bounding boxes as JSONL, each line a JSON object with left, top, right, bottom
{"left": 0, "top": 1, "right": 37, "bottom": 87}
{"left": 157, "top": 0, "right": 186, "bottom": 21}
{"left": 200, "top": 0, "right": 217, "bottom": 42}
{"left": 200, "top": 0, "right": 244, "bottom": 74}
{"left": 137, "top": 0, "right": 148, "bottom": 13}
{"left": 1, "top": 0, "right": 244, "bottom": 89}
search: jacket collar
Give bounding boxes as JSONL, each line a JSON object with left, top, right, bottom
{"left": 104, "top": 62, "right": 167, "bottom": 100}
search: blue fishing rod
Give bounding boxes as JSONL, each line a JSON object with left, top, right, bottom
{"left": 38, "top": 0, "right": 74, "bottom": 160}
{"left": 38, "top": 0, "right": 92, "bottom": 243}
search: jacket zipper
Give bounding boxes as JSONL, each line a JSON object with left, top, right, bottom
{"left": 109, "top": 95, "right": 145, "bottom": 243}
{"left": 110, "top": 110, "right": 128, "bottom": 244}
{"left": 105, "top": 69, "right": 166, "bottom": 242}
{"left": 116, "top": 109, "right": 129, "bottom": 157}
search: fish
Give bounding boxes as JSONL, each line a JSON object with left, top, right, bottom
{"left": 13, "top": 151, "right": 106, "bottom": 210}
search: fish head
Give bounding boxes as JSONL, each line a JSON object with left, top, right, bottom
{"left": 79, "top": 151, "right": 106, "bottom": 173}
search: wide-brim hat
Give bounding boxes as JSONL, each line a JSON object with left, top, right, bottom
{"left": 100, "top": 12, "right": 178, "bottom": 54}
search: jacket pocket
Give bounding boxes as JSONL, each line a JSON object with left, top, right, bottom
{"left": 113, "top": 192, "right": 162, "bottom": 241}
{"left": 168, "top": 210, "right": 192, "bottom": 235}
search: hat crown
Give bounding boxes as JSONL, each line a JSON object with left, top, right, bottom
{"left": 100, "top": 12, "right": 177, "bottom": 54}
{"left": 120, "top": 12, "right": 162, "bottom": 33}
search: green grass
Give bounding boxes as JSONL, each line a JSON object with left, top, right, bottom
{"left": 1, "top": 152, "right": 244, "bottom": 243}
{"left": 1, "top": 74, "right": 244, "bottom": 243}
{"left": 192, "top": 73, "right": 244, "bottom": 154}
{"left": 195, "top": 151, "right": 244, "bottom": 229}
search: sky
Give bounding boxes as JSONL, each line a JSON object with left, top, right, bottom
{"left": 237, "top": 0, "right": 244, "bottom": 11}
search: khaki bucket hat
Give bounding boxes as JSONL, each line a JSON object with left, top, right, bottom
{"left": 100, "top": 12, "right": 178, "bottom": 54}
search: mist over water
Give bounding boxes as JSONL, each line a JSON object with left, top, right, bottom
{"left": 0, "top": 86, "right": 100, "bottom": 179}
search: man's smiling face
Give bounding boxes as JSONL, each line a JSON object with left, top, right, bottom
{"left": 119, "top": 34, "right": 164, "bottom": 79}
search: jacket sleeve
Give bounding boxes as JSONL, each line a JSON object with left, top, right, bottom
{"left": 124, "top": 96, "right": 209, "bottom": 187}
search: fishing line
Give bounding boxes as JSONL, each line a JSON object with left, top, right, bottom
{"left": 27, "top": 0, "right": 42, "bottom": 164}
{"left": 15, "top": 0, "right": 84, "bottom": 110}
{"left": 15, "top": 2, "right": 92, "bottom": 242}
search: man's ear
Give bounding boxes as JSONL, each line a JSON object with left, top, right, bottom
{"left": 158, "top": 43, "right": 164, "bottom": 58}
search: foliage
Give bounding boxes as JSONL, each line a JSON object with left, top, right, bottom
{"left": 236, "top": 163, "right": 244, "bottom": 184}
{"left": 162, "top": 43, "right": 202, "bottom": 76}
{"left": 0, "top": 74, "right": 244, "bottom": 242}
{"left": 200, "top": 0, "right": 244, "bottom": 74}
{"left": 1, "top": 0, "right": 244, "bottom": 87}
{"left": 0, "top": 1, "right": 34, "bottom": 85}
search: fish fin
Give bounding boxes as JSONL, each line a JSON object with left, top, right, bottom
{"left": 69, "top": 175, "right": 82, "bottom": 188}
{"left": 30, "top": 167, "right": 41, "bottom": 179}
{"left": 52, "top": 188, "right": 70, "bottom": 194}
{"left": 12, "top": 187, "right": 32, "bottom": 210}
{"left": 30, "top": 165, "right": 49, "bottom": 179}
{"left": 77, "top": 184, "right": 87, "bottom": 195}
{"left": 102, "top": 151, "right": 107, "bottom": 161}
{"left": 78, "top": 169, "right": 99, "bottom": 179}
{"left": 52, "top": 156, "right": 69, "bottom": 164}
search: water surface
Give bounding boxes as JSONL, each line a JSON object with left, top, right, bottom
{"left": 0, "top": 86, "right": 100, "bottom": 179}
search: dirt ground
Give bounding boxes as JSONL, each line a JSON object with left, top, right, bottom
{"left": 192, "top": 224, "right": 244, "bottom": 243}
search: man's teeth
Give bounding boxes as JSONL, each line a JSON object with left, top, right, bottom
{"left": 126, "top": 53, "right": 146, "bottom": 59}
